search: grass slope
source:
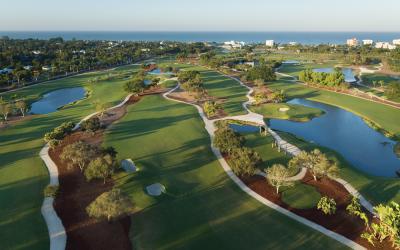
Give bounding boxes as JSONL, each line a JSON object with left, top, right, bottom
{"left": 103, "top": 95, "right": 347, "bottom": 250}
{"left": 0, "top": 65, "right": 138, "bottom": 249}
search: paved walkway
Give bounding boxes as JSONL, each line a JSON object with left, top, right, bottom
{"left": 164, "top": 80, "right": 366, "bottom": 249}
{"left": 40, "top": 92, "right": 133, "bottom": 250}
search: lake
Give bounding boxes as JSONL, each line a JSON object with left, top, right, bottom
{"left": 313, "top": 68, "right": 357, "bottom": 83}
{"left": 30, "top": 87, "right": 86, "bottom": 114}
{"left": 269, "top": 98, "right": 400, "bottom": 177}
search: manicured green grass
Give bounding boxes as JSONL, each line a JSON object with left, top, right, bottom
{"left": 0, "top": 65, "right": 139, "bottom": 249}
{"left": 268, "top": 80, "right": 400, "bottom": 138}
{"left": 242, "top": 133, "right": 291, "bottom": 170}
{"left": 250, "top": 103, "right": 324, "bottom": 122}
{"left": 281, "top": 183, "right": 321, "bottom": 209}
{"left": 278, "top": 62, "right": 339, "bottom": 78}
{"left": 161, "top": 64, "right": 249, "bottom": 116}
{"left": 277, "top": 132, "right": 400, "bottom": 204}
{"left": 361, "top": 73, "right": 399, "bottom": 87}
{"left": 103, "top": 95, "right": 347, "bottom": 250}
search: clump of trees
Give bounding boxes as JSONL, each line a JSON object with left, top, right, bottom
{"left": 266, "top": 164, "right": 294, "bottom": 194}
{"left": 289, "top": 149, "right": 339, "bottom": 181}
{"left": 203, "top": 101, "right": 221, "bottom": 118}
{"left": 178, "top": 70, "right": 207, "bottom": 100}
{"left": 346, "top": 197, "right": 400, "bottom": 249}
{"left": 124, "top": 77, "right": 146, "bottom": 95}
{"left": 60, "top": 141, "right": 98, "bottom": 171}
{"left": 254, "top": 90, "right": 286, "bottom": 104}
{"left": 213, "top": 124, "right": 261, "bottom": 176}
{"left": 317, "top": 196, "right": 337, "bottom": 215}
{"left": 214, "top": 125, "right": 245, "bottom": 154}
{"left": 84, "top": 154, "right": 117, "bottom": 184}
{"left": 229, "top": 147, "right": 262, "bottom": 176}
{"left": 44, "top": 121, "right": 75, "bottom": 148}
{"left": 243, "top": 65, "right": 276, "bottom": 82}
{"left": 0, "top": 98, "right": 27, "bottom": 121}
{"left": 81, "top": 117, "right": 102, "bottom": 133}
{"left": 299, "top": 68, "right": 349, "bottom": 89}
{"left": 61, "top": 140, "right": 119, "bottom": 184}
{"left": 86, "top": 188, "right": 134, "bottom": 221}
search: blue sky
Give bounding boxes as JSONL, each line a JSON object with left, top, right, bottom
{"left": 1, "top": 0, "right": 399, "bottom": 31}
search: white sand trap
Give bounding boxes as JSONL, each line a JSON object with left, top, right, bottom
{"left": 121, "top": 159, "right": 137, "bottom": 173}
{"left": 279, "top": 107, "right": 290, "bottom": 112}
{"left": 146, "top": 183, "right": 166, "bottom": 196}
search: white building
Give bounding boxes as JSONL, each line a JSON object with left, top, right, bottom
{"left": 288, "top": 42, "right": 298, "bottom": 46}
{"left": 222, "top": 40, "right": 245, "bottom": 49}
{"left": 375, "top": 42, "right": 396, "bottom": 50}
{"left": 346, "top": 38, "right": 358, "bottom": 47}
{"left": 393, "top": 39, "right": 400, "bottom": 46}
{"left": 42, "top": 66, "right": 52, "bottom": 71}
{"left": 32, "top": 50, "right": 41, "bottom": 55}
{"left": 265, "top": 40, "right": 275, "bottom": 47}
{"left": 362, "top": 39, "right": 373, "bottom": 45}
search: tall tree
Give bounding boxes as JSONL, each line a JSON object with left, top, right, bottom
{"left": 266, "top": 164, "right": 294, "bottom": 194}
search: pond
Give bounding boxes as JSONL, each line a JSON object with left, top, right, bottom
{"left": 30, "top": 87, "right": 86, "bottom": 114}
{"left": 148, "top": 68, "right": 173, "bottom": 75}
{"left": 282, "top": 60, "right": 300, "bottom": 64}
{"left": 269, "top": 98, "right": 400, "bottom": 177}
{"left": 313, "top": 67, "right": 357, "bottom": 83}
{"left": 229, "top": 123, "right": 260, "bottom": 133}
{"left": 144, "top": 79, "right": 152, "bottom": 86}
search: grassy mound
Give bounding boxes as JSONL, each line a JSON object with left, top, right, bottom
{"left": 281, "top": 183, "right": 321, "bottom": 209}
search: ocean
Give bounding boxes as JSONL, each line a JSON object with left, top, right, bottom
{"left": 1, "top": 31, "right": 400, "bottom": 45}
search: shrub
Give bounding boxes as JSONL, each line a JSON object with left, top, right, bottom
{"left": 245, "top": 65, "right": 276, "bottom": 82}
{"left": 317, "top": 196, "right": 336, "bottom": 215}
{"left": 229, "top": 147, "right": 261, "bottom": 176}
{"left": 84, "top": 154, "right": 117, "bottom": 184}
{"left": 124, "top": 78, "right": 145, "bottom": 95}
{"left": 203, "top": 101, "right": 220, "bottom": 118}
{"left": 60, "top": 141, "right": 98, "bottom": 172}
{"left": 44, "top": 121, "right": 75, "bottom": 146}
{"left": 214, "top": 127, "right": 244, "bottom": 154}
{"left": 81, "top": 117, "right": 101, "bottom": 132}
{"left": 86, "top": 188, "right": 134, "bottom": 221}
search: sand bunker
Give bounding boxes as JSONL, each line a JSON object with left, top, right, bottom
{"left": 121, "top": 159, "right": 137, "bottom": 173}
{"left": 278, "top": 107, "right": 290, "bottom": 112}
{"left": 146, "top": 183, "right": 166, "bottom": 196}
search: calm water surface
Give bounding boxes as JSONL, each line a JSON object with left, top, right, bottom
{"left": 269, "top": 99, "right": 400, "bottom": 177}
{"left": 30, "top": 87, "right": 86, "bottom": 114}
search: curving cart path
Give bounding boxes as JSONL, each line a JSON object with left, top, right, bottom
{"left": 40, "top": 94, "right": 133, "bottom": 250}
{"left": 163, "top": 70, "right": 376, "bottom": 249}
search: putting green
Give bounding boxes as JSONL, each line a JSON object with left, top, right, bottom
{"left": 250, "top": 103, "right": 324, "bottom": 122}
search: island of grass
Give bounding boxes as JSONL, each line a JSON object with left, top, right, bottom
{"left": 249, "top": 103, "right": 324, "bottom": 122}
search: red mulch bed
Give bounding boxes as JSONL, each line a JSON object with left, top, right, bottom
{"left": 50, "top": 93, "right": 150, "bottom": 250}
{"left": 240, "top": 171, "right": 393, "bottom": 249}
{"left": 51, "top": 132, "right": 132, "bottom": 250}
